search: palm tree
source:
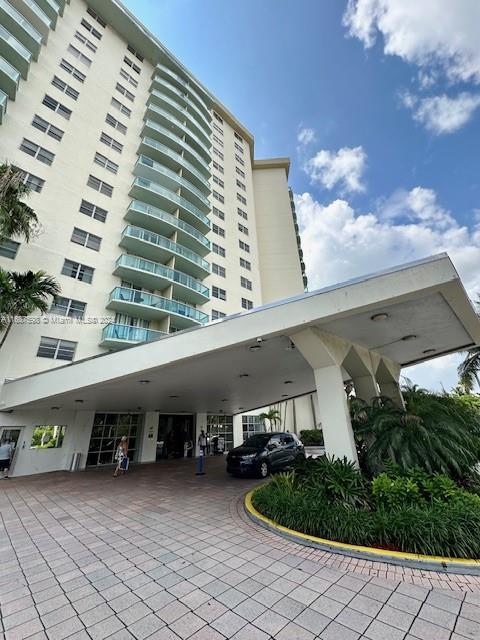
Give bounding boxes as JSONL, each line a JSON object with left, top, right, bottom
{"left": 0, "top": 163, "right": 38, "bottom": 242}
{"left": 458, "top": 347, "right": 480, "bottom": 392}
{"left": 259, "top": 408, "right": 281, "bottom": 432}
{"left": 0, "top": 269, "right": 60, "bottom": 349}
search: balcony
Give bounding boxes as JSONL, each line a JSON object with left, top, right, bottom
{"left": 0, "top": 54, "right": 20, "bottom": 99}
{"left": 150, "top": 74, "right": 210, "bottom": 131}
{"left": 134, "top": 156, "right": 210, "bottom": 213}
{"left": 0, "top": 88, "right": 7, "bottom": 123}
{"left": 120, "top": 225, "right": 210, "bottom": 279}
{"left": 155, "top": 63, "right": 210, "bottom": 120}
{"left": 100, "top": 323, "right": 167, "bottom": 350}
{"left": 35, "top": 0, "right": 60, "bottom": 25}
{"left": 148, "top": 90, "right": 211, "bottom": 144}
{"left": 142, "top": 119, "right": 210, "bottom": 177}
{"left": 146, "top": 102, "right": 211, "bottom": 162}
{"left": 0, "top": 24, "right": 31, "bottom": 78}
{"left": 138, "top": 137, "right": 210, "bottom": 193}
{"left": 15, "top": 0, "right": 51, "bottom": 41}
{"left": 114, "top": 254, "right": 209, "bottom": 305}
{"left": 107, "top": 286, "right": 209, "bottom": 328}
{"left": 125, "top": 200, "right": 210, "bottom": 257}
{"left": 130, "top": 177, "right": 210, "bottom": 234}
{"left": 0, "top": 0, "right": 42, "bottom": 59}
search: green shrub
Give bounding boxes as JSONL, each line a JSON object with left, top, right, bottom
{"left": 299, "top": 429, "right": 324, "bottom": 446}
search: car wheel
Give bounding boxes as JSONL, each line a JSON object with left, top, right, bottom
{"left": 258, "top": 460, "right": 269, "bottom": 478}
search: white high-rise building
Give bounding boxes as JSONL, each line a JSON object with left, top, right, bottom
{"left": 0, "top": 0, "right": 314, "bottom": 472}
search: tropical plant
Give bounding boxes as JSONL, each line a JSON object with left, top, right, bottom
{"left": 259, "top": 408, "right": 281, "bottom": 432}
{"left": 0, "top": 269, "right": 60, "bottom": 349}
{"left": 0, "top": 163, "right": 38, "bottom": 242}
{"left": 299, "top": 429, "right": 324, "bottom": 446}
{"left": 458, "top": 346, "right": 480, "bottom": 393}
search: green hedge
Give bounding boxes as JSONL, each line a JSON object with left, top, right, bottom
{"left": 299, "top": 429, "right": 324, "bottom": 446}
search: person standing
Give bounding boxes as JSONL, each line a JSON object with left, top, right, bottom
{"left": 196, "top": 429, "right": 207, "bottom": 476}
{"left": 113, "top": 436, "right": 128, "bottom": 477}
{"left": 0, "top": 438, "right": 14, "bottom": 479}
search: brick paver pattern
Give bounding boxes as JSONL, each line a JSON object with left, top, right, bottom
{"left": 1, "top": 457, "right": 479, "bottom": 640}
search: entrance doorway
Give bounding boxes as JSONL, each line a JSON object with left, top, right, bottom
{"left": 0, "top": 427, "right": 23, "bottom": 474}
{"left": 156, "top": 414, "right": 194, "bottom": 460}
{"left": 87, "top": 413, "right": 142, "bottom": 467}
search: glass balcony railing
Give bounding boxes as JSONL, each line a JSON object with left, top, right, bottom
{"left": 148, "top": 89, "right": 211, "bottom": 142}
{"left": 126, "top": 200, "right": 210, "bottom": 253}
{"left": 155, "top": 63, "right": 210, "bottom": 117}
{"left": 136, "top": 155, "right": 211, "bottom": 210}
{"left": 146, "top": 102, "right": 211, "bottom": 159}
{"left": 0, "top": 0, "right": 42, "bottom": 59}
{"left": 101, "top": 323, "right": 167, "bottom": 347}
{"left": 150, "top": 75, "right": 211, "bottom": 130}
{"left": 0, "top": 54, "right": 20, "bottom": 98}
{"left": 0, "top": 88, "right": 7, "bottom": 123}
{"left": 108, "top": 287, "right": 209, "bottom": 325}
{"left": 131, "top": 176, "right": 211, "bottom": 231}
{"left": 121, "top": 225, "right": 210, "bottom": 273}
{"left": 23, "top": 0, "right": 51, "bottom": 27}
{"left": 116, "top": 254, "right": 209, "bottom": 300}
{"left": 142, "top": 118, "right": 210, "bottom": 176}
{"left": 0, "top": 24, "right": 31, "bottom": 61}
{"left": 140, "top": 137, "right": 211, "bottom": 192}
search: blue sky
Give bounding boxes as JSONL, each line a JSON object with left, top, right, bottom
{"left": 124, "top": 0, "right": 480, "bottom": 391}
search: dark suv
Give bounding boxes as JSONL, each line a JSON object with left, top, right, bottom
{"left": 226, "top": 432, "right": 305, "bottom": 478}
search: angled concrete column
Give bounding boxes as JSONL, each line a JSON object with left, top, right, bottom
{"left": 343, "top": 345, "right": 379, "bottom": 403}
{"left": 376, "top": 358, "right": 405, "bottom": 408}
{"left": 291, "top": 328, "right": 359, "bottom": 465}
{"left": 353, "top": 375, "right": 379, "bottom": 403}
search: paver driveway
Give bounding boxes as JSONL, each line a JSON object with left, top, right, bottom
{"left": 1, "top": 457, "right": 479, "bottom": 640}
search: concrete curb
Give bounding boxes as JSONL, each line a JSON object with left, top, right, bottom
{"left": 244, "top": 490, "right": 480, "bottom": 576}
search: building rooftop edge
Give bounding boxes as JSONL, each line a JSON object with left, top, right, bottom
{"left": 253, "top": 157, "right": 291, "bottom": 176}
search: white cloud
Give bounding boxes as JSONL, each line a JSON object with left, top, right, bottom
{"left": 401, "top": 91, "right": 480, "bottom": 135}
{"left": 304, "top": 146, "right": 367, "bottom": 194}
{"left": 343, "top": 0, "right": 480, "bottom": 85}
{"left": 297, "top": 127, "right": 316, "bottom": 146}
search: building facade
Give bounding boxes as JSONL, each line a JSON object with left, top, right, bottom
{"left": 0, "top": 0, "right": 315, "bottom": 474}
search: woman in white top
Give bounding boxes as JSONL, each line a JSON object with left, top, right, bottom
{"left": 113, "top": 436, "right": 128, "bottom": 477}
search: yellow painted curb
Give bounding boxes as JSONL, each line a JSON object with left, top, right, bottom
{"left": 245, "top": 489, "right": 480, "bottom": 568}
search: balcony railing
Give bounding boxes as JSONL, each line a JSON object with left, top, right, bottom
{"left": 0, "top": 88, "right": 7, "bottom": 123}
{"left": 101, "top": 323, "right": 167, "bottom": 347}
{"left": 155, "top": 63, "right": 210, "bottom": 117}
{"left": 0, "top": 24, "right": 32, "bottom": 79}
{"left": 0, "top": 0, "right": 42, "bottom": 59}
{"left": 0, "top": 54, "right": 20, "bottom": 98}
{"left": 150, "top": 75, "right": 210, "bottom": 130}
{"left": 148, "top": 89, "right": 211, "bottom": 142}
{"left": 146, "top": 101, "right": 211, "bottom": 159}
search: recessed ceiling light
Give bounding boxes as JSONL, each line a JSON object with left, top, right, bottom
{"left": 139, "top": 380, "right": 150, "bottom": 385}
{"left": 249, "top": 345, "right": 261, "bottom": 352}
{"left": 401, "top": 335, "right": 417, "bottom": 341}
{"left": 74, "top": 399, "right": 83, "bottom": 404}
{"left": 51, "top": 406, "right": 60, "bottom": 410}
{"left": 169, "top": 395, "right": 179, "bottom": 398}
{"left": 371, "top": 313, "right": 389, "bottom": 322}
{"left": 239, "top": 373, "right": 249, "bottom": 378}
{"left": 284, "top": 380, "right": 293, "bottom": 384}
{"left": 422, "top": 348, "right": 436, "bottom": 354}
{"left": 238, "top": 407, "right": 244, "bottom": 410}
{"left": 282, "top": 394, "right": 288, "bottom": 397}
{"left": 221, "top": 398, "right": 228, "bottom": 402}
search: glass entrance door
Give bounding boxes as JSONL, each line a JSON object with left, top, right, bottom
{"left": 87, "top": 414, "right": 142, "bottom": 467}
{"left": 156, "top": 415, "right": 194, "bottom": 460}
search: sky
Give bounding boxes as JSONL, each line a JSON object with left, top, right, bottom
{"left": 123, "top": 0, "right": 480, "bottom": 392}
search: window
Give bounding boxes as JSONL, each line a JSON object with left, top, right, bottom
{"left": 241, "top": 276, "right": 252, "bottom": 291}
{"left": 94, "top": 152, "right": 119, "bottom": 174}
{"left": 37, "top": 337, "right": 76, "bottom": 361}
{"left": 212, "top": 134, "right": 223, "bottom": 147}
{"left": 235, "top": 153, "right": 244, "bottom": 166}
{"left": 234, "top": 132, "right": 243, "bottom": 143}
{"left": 127, "top": 44, "right": 144, "bottom": 62}
{"left": 239, "top": 240, "right": 250, "bottom": 253}
{"left": 235, "top": 141, "right": 244, "bottom": 154}
{"left": 242, "top": 298, "right": 253, "bottom": 310}
{"left": 87, "top": 174, "right": 113, "bottom": 197}
{"left": 0, "top": 238, "right": 19, "bottom": 259}
{"left": 212, "top": 122, "right": 223, "bottom": 135}
{"left": 100, "top": 131, "right": 123, "bottom": 153}
{"left": 30, "top": 425, "right": 66, "bottom": 449}
{"left": 20, "top": 139, "right": 55, "bottom": 166}
{"left": 212, "top": 263, "right": 226, "bottom": 277}
{"left": 71, "top": 227, "right": 101, "bottom": 251}
{"left": 213, "top": 111, "right": 223, "bottom": 124}
{"left": 213, "top": 147, "right": 224, "bottom": 161}
{"left": 105, "top": 113, "right": 127, "bottom": 135}
{"left": 115, "top": 82, "right": 135, "bottom": 102}
{"left": 211, "top": 310, "right": 226, "bottom": 320}
{"left": 62, "top": 259, "right": 94, "bottom": 283}
{"left": 79, "top": 199, "right": 107, "bottom": 222}
{"left": 22, "top": 171, "right": 45, "bottom": 192}
{"left": 74, "top": 30, "right": 97, "bottom": 53}
{"left": 236, "top": 179, "right": 246, "bottom": 191}
{"left": 50, "top": 296, "right": 86, "bottom": 319}
{"left": 119, "top": 68, "right": 138, "bottom": 88}
{"left": 236, "top": 166, "right": 245, "bottom": 179}
{"left": 212, "top": 160, "right": 223, "bottom": 174}
{"left": 86, "top": 6, "right": 107, "bottom": 28}
{"left": 237, "top": 193, "right": 247, "bottom": 205}
{"left": 212, "top": 286, "right": 226, "bottom": 301}
{"left": 32, "top": 115, "right": 64, "bottom": 141}
{"left": 111, "top": 97, "right": 131, "bottom": 118}
{"left": 67, "top": 44, "right": 92, "bottom": 67}
{"left": 237, "top": 207, "right": 248, "bottom": 220}
{"left": 212, "top": 243, "right": 225, "bottom": 257}
{"left": 212, "top": 175, "right": 224, "bottom": 189}
{"left": 213, "top": 190, "right": 224, "bottom": 204}
{"left": 51, "top": 75, "right": 79, "bottom": 100}
{"left": 42, "top": 94, "right": 72, "bottom": 120}
{"left": 59, "top": 59, "right": 85, "bottom": 83}
{"left": 124, "top": 56, "right": 141, "bottom": 74}
{"left": 212, "top": 223, "right": 225, "bottom": 238}
{"left": 242, "top": 414, "right": 265, "bottom": 439}
{"left": 212, "top": 206, "right": 224, "bottom": 221}
{"left": 240, "top": 257, "right": 251, "bottom": 270}
{"left": 238, "top": 223, "right": 249, "bottom": 236}
{"left": 80, "top": 18, "right": 102, "bottom": 40}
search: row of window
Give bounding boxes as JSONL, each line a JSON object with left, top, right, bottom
{"left": 211, "top": 222, "right": 249, "bottom": 238}
{"left": 212, "top": 276, "right": 252, "bottom": 300}
{"left": 212, "top": 239, "right": 250, "bottom": 255}
{"left": 211, "top": 258, "right": 251, "bottom": 277}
